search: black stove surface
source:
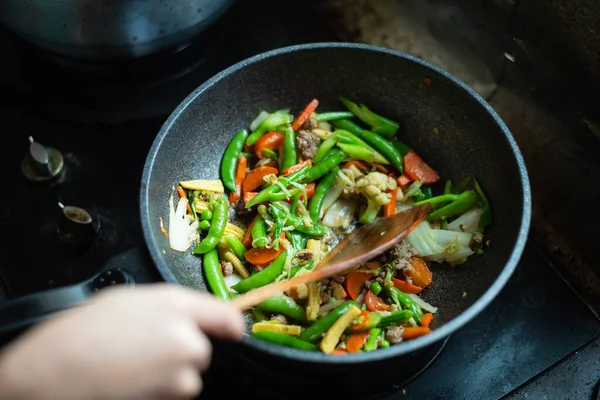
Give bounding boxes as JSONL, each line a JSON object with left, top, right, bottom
{"left": 1, "top": 0, "right": 599, "bottom": 399}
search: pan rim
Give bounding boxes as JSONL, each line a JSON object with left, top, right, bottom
{"left": 140, "top": 42, "right": 532, "bottom": 364}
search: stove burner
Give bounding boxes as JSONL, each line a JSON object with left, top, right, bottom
{"left": 21, "top": 137, "right": 64, "bottom": 182}
{"left": 57, "top": 203, "right": 100, "bottom": 245}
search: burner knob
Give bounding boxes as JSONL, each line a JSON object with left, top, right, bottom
{"left": 22, "top": 136, "right": 64, "bottom": 182}
{"left": 91, "top": 268, "right": 135, "bottom": 292}
{"left": 57, "top": 203, "right": 100, "bottom": 244}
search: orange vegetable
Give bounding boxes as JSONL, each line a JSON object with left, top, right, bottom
{"left": 403, "top": 257, "right": 432, "bottom": 289}
{"left": 283, "top": 159, "right": 312, "bottom": 176}
{"left": 402, "top": 327, "right": 431, "bottom": 340}
{"left": 331, "top": 349, "right": 348, "bottom": 355}
{"left": 350, "top": 310, "right": 372, "bottom": 331}
{"left": 420, "top": 313, "right": 433, "bottom": 328}
{"left": 345, "top": 272, "right": 371, "bottom": 300}
{"left": 392, "top": 278, "right": 423, "bottom": 294}
{"left": 365, "top": 290, "right": 390, "bottom": 311}
{"left": 397, "top": 174, "right": 412, "bottom": 187}
{"left": 383, "top": 188, "right": 397, "bottom": 217}
{"left": 243, "top": 192, "right": 258, "bottom": 203}
{"left": 254, "top": 132, "right": 284, "bottom": 159}
{"left": 242, "top": 166, "right": 279, "bottom": 194}
{"left": 228, "top": 156, "right": 247, "bottom": 204}
{"left": 292, "top": 98, "right": 319, "bottom": 131}
{"left": 365, "top": 261, "right": 381, "bottom": 270}
{"left": 244, "top": 233, "right": 286, "bottom": 265}
{"left": 347, "top": 331, "right": 370, "bottom": 353}
{"left": 301, "top": 183, "right": 316, "bottom": 201}
{"left": 242, "top": 215, "right": 258, "bottom": 248}
{"left": 343, "top": 160, "right": 370, "bottom": 173}
{"left": 403, "top": 150, "right": 440, "bottom": 184}
{"left": 176, "top": 186, "right": 193, "bottom": 215}
{"left": 370, "top": 163, "right": 390, "bottom": 174}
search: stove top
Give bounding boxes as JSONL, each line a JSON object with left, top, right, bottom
{"left": 1, "top": 0, "right": 599, "bottom": 399}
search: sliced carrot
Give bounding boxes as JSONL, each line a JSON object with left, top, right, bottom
{"left": 345, "top": 272, "right": 371, "bottom": 300}
{"left": 229, "top": 156, "right": 248, "bottom": 204}
{"left": 383, "top": 188, "right": 398, "bottom": 217}
{"left": 392, "top": 278, "right": 423, "bottom": 294}
{"left": 350, "top": 310, "right": 371, "bottom": 331}
{"left": 243, "top": 143, "right": 253, "bottom": 153}
{"left": 420, "top": 313, "right": 433, "bottom": 328}
{"left": 242, "top": 166, "right": 279, "bottom": 194}
{"left": 177, "top": 186, "right": 193, "bottom": 215}
{"left": 343, "top": 160, "right": 370, "bottom": 173}
{"left": 245, "top": 246, "right": 283, "bottom": 266}
{"left": 300, "top": 183, "right": 316, "bottom": 201}
{"left": 292, "top": 98, "right": 319, "bottom": 131}
{"left": 347, "top": 331, "right": 370, "bottom": 353}
{"left": 370, "top": 163, "right": 390, "bottom": 174}
{"left": 242, "top": 215, "right": 258, "bottom": 248}
{"left": 254, "top": 132, "right": 284, "bottom": 159}
{"left": 284, "top": 159, "right": 312, "bottom": 176}
{"left": 243, "top": 192, "right": 258, "bottom": 202}
{"left": 402, "top": 327, "right": 431, "bottom": 340}
{"left": 365, "top": 290, "right": 390, "bottom": 312}
{"left": 397, "top": 174, "right": 412, "bottom": 187}
{"left": 403, "top": 257, "right": 432, "bottom": 289}
{"left": 403, "top": 150, "right": 440, "bottom": 184}
{"left": 365, "top": 261, "right": 381, "bottom": 270}
{"left": 331, "top": 349, "right": 348, "bottom": 355}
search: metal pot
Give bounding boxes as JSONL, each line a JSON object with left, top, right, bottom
{"left": 0, "top": 0, "right": 236, "bottom": 60}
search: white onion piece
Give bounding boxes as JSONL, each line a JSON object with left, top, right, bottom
{"left": 320, "top": 182, "right": 343, "bottom": 218}
{"left": 168, "top": 194, "right": 199, "bottom": 252}
{"left": 322, "top": 197, "right": 357, "bottom": 229}
{"left": 408, "top": 294, "right": 438, "bottom": 313}
{"left": 224, "top": 273, "right": 242, "bottom": 290}
{"left": 318, "top": 299, "right": 345, "bottom": 316}
{"left": 447, "top": 208, "right": 483, "bottom": 233}
{"left": 250, "top": 110, "right": 269, "bottom": 131}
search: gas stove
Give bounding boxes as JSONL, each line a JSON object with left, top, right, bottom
{"left": 1, "top": 0, "right": 599, "bottom": 399}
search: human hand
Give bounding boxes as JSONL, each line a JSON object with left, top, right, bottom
{"left": 0, "top": 283, "right": 245, "bottom": 400}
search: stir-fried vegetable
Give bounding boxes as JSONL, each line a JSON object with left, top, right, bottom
{"left": 164, "top": 95, "right": 493, "bottom": 355}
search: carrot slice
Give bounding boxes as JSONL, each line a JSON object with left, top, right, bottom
{"left": 243, "top": 192, "right": 258, "bottom": 202}
{"left": 177, "top": 186, "right": 193, "bottom": 215}
{"left": 229, "top": 156, "right": 248, "bottom": 204}
{"left": 383, "top": 188, "right": 398, "bottom": 217}
{"left": 365, "top": 261, "right": 381, "bottom": 270}
{"left": 283, "top": 159, "right": 312, "bottom": 176}
{"left": 370, "top": 163, "right": 390, "bottom": 174}
{"left": 403, "top": 257, "right": 432, "bottom": 289}
{"left": 350, "top": 310, "right": 371, "bottom": 331}
{"left": 392, "top": 278, "right": 423, "bottom": 294}
{"left": 420, "top": 313, "right": 433, "bottom": 328}
{"left": 300, "top": 183, "right": 316, "bottom": 201}
{"left": 345, "top": 272, "right": 371, "bottom": 300}
{"left": 343, "top": 160, "right": 370, "bottom": 173}
{"left": 242, "top": 166, "right": 279, "bottom": 194}
{"left": 245, "top": 246, "right": 283, "bottom": 266}
{"left": 365, "top": 290, "right": 390, "bottom": 311}
{"left": 403, "top": 150, "right": 440, "bottom": 184}
{"left": 397, "top": 174, "right": 412, "bottom": 187}
{"left": 242, "top": 215, "right": 258, "bottom": 248}
{"left": 402, "top": 327, "right": 431, "bottom": 340}
{"left": 347, "top": 331, "right": 370, "bottom": 353}
{"left": 292, "top": 98, "right": 319, "bottom": 131}
{"left": 254, "top": 132, "right": 284, "bottom": 159}
{"left": 331, "top": 349, "right": 348, "bottom": 355}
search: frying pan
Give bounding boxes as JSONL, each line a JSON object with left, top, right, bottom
{"left": 0, "top": 43, "right": 531, "bottom": 370}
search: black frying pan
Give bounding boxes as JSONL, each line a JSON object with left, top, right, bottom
{"left": 0, "top": 43, "right": 531, "bottom": 370}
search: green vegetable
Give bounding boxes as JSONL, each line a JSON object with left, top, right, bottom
{"left": 231, "top": 251, "right": 287, "bottom": 293}
{"left": 444, "top": 180, "right": 452, "bottom": 195}
{"left": 289, "top": 260, "right": 315, "bottom": 278}
{"left": 473, "top": 178, "right": 492, "bottom": 227}
{"left": 379, "top": 310, "right": 414, "bottom": 327}
{"left": 386, "top": 287, "right": 423, "bottom": 324}
{"left": 302, "top": 149, "right": 346, "bottom": 183}
{"left": 270, "top": 203, "right": 328, "bottom": 236}
{"left": 364, "top": 328, "right": 382, "bottom": 351}
{"left": 245, "top": 165, "right": 309, "bottom": 208}
{"left": 246, "top": 110, "right": 293, "bottom": 146}
{"left": 334, "top": 130, "right": 389, "bottom": 164}
{"left": 193, "top": 195, "right": 228, "bottom": 254}
{"left": 414, "top": 190, "right": 476, "bottom": 221}
{"left": 339, "top": 97, "right": 399, "bottom": 138}
{"left": 286, "top": 230, "right": 308, "bottom": 252}
{"left": 224, "top": 235, "right": 247, "bottom": 261}
{"left": 308, "top": 166, "right": 339, "bottom": 222}
{"left": 199, "top": 220, "right": 210, "bottom": 230}
{"left": 272, "top": 213, "right": 284, "bottom": 251}
{"left": 261, "top": 148, "right": 279, "bottom": 162}
{"left": 289, "top": 193, "right": 300, "bottom": 215}
{"left": 281, "top": 125, "right": 297, "bottom": 171}
{"left": 252, "top": 331, "right": 318, "bottom": 351}
{"left": 332, "top": 119, "right": 404, "bottom": 173}
{"left": 370, "top": 282, "right": 382, "bottom": 296}
{"left": 452, "top": 176, "right": 472, "bottom": 194}
{"left": 253, "top": 308, "right": 269, "bottom": 322}
{"left": 220, "top": 129, "right": 248, "bottom": 192}
{"left": 414, "top": 185, "right": 434, "bottom": 202}
{"left": 315, "top": 111, "right": 354, "bottom": 122}
{"left": 391, "top": 140, "right": 411, "bottom": 157}
{"left": 251, "top": 215, "right": 269, "bottom": 248}
{"left": 380, "top": 339, "right": 390, "bottom": 348}
{"left": 203, "top": 248, "right": 230, "bottom": 300}
{"left": 347, "top": 312, "right": 382, "bottom": 333}
{"left": 255, "top": 297, "right": 308, "bottom": 324}
{"left": 201, "top": 209, "right": 213, "bottom": 221}
{"left": 298, "top": 301, "right": 357, "bottom": 343}
{"left": 313, "top": 133, "right": 339, "bottom": 164}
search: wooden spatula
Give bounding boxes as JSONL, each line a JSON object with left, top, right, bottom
{"left": 231, "top": 203, "right": 431, "bottom": 310}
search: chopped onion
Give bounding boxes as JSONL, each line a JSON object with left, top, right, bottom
{"left": 224, "top": 273, "right": 242, "bottom": 290}
{"left": 168, "top": 194, "right": 199, "bottom": 252}
{"left": 408, "top": 294, "right": 438, "bottom": 313}
{"left": 250, "top": 110, "right": 269, "bottom": 131}
{"left": 447, "top": 208, "right": 483, "bottom": 233}
{"left": 322, "top": 197, "right": 357, "bottom": 230}
{"left": 318, "top": 299, "right": 345, "bottom": 316}
{"left": 320, "top": 181, "right": 343, "bottom": 218}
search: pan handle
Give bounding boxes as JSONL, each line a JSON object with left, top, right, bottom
{"left": 0, "top": 268, "right": 135, "bottom": 343}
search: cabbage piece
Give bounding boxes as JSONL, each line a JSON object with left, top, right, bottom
{"left": 320, "top": 179, "right": 344, "bottom": 218}
{"left": 322, "top": 197, "right": 357, "bottom": 230}
{"left": 447, "top": 208, "right": 483, "bottom": 233}
{"left": 250, "top": 110, "right": 269, "bottom": 131}
{"left": 406, "top": 220, "right": 474, "bottom": 265}
{"left": 168, "top": 194, "right": 199, "bottom": 252}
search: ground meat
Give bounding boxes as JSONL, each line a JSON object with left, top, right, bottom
{"left": 221, "top": 261, "right": 233, "bottom": 277}
{"left": 320, "top": 278, "right": 330, "bottom": 286}
{"left": 331, "top": 274, "right": 345, "bottom": 283}
{"left": 391, "top": 241, "right": 417, "bottom": 269}
{"left": 296, "top": 249, "right": 313, "bottom": 261}
{"left": 385, "top": 326, "right": 404, "bottom": 344}
{"left": 365, "top": 280, "right": 373, "bottom": 289}
{"left": 271, "top": 314, "right": 287, "bottom": 324}
{"left": 296, "top": 130, "right": 320, "bottom": 160}
{"left": 321, "top": 292, "right": 331, "bottom": 303}
{"left": 301, "top": 116, "right": 318, "bottom": 130}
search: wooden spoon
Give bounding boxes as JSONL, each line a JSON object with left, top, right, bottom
{"left": 231, "top": 203, "right": 431, "bottom": 310}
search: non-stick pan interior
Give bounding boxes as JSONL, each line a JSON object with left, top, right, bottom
{"left": 140, "top": 43, "right": 530, "bottom": 362}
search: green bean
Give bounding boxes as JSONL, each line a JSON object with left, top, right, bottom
{"left": 337, "top": 143, "right": 389, "bottom": 164}
{"left": 370, "top": 282, "right": 382, "bottom": 296}
{"left": 272, "top": 216, "right": 283, "bottom": 251}
{"left": 224, "top": 235, "right": 247, "bottom": 261}
{"left": 289, "top": 260, "right": 315, "bottom": 278}
{"left": 313, "top": 133, "right": 339, "bottom": 164}
{"left": 220, "top": 129, "right": 249, "bottom": 192}
{"left": 255, "top": 297, "right": 308, "bottom": 323}
{"left": 199, "top": 220, "right": 210, "bottom": 230}
{"left": 391, "top": 140, "right": 411, "bottom": 157}
{"left": 379, "top": 310, "right": 414, "bottom": 327}
{"left": 308, "top": 166, "right": 339, "bottom": 223}
{"left": 193, "top": 195, "right": 228, "bottom": 254}
{"left": 252, "top": 331, "right": 318, "bottom": 351}
{"left": 201, "top": 209, "right": 213, "bottom": 221}
{"left": 270, "top": 204, "right": 328, "bottom": 236}
{"left": 414, "top": 190, "right": 476, "bottom": 221}
{"left": 253, "top": 308, "right": 269, "bottom": 322}
{"left": 346, "top": 312, "right": 382, "bottom": 333}
{"left": 246, "top": 110, "right": 293, "bottom": 146}
{"left": 315, "top": 111, "right": 354, "bottom": 122}
{"left": 251, "top": 215, "right": 268, "bottom": 248}
{"left": 364, "top": 328, "right": 382, "bottom": 351}
{"left": 302, "top": 149, "right": 345, "bottom": 183}
{"left": 289, "top": 193, "right": 301, "bottom": 215}
{"left": 261, "top": 148, "right": 279, "bottom": 162}
{"left": 203, "top": 248, "right": 230, "bottom": 300}
{"left": 473, "top": 178, "right": 492, "bottom": 227}
{"left": 339, "top": 97, "right": 399, "bottom": 138}
{"left": 231, "top": 251, "right": 287, "bottom": 293}
{"left": 281, "top": 125, "right": 297, "bottom": 171}
{"left": 380, "top": 339, "right": 390, "bottom": 348}
{"left": 386, "top": 287, "right": 423, "bottom": 324}
{"left": 444, "top": 180, "right": 452, "bottom": 195}
{"left": 244, "top": 165, "right": 309, "bottom": 208}
{"left": 286, "top": 230, "right": 308, "bottom": 252}
{"left": 298, "top": 301, "right": 357, "bottom": 343}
